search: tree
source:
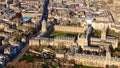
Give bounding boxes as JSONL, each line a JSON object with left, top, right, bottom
{"left": 74, "top": 64, "right": 81, "bottom": 68}
{"left": 108, "top": 30, "right": 115, "bottom": 37}
{"left": 19, "top": 53, "right": 35, "bottom": 62}
{"left": 30, "top": 27, "right": 38, "bottom": 34}
{"left": 92, "top": 29, "right": 101, "bottom": 37}
{"left": 52, "top": 61, "right": 59, "bottom": 68}
{"left": 42, "top": 62, "right": 50, "bottom": 68}
{"left": 15, "top": 34, "right": 23, "bottom": 42}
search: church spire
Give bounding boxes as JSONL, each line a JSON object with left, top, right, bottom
{"left": 41, "top": 19, "right": 47, "bottom": 32}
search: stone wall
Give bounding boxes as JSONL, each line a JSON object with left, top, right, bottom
{"left": 53, "top": 25, "right": 86, "bottom": 33}
{"left": 29, "top": 36, "right": 118, "bottom": 49}
{"left": 56, "top": 53, "right": 65, "bottom": 58}
{"left": 77, "top": 38, "right": 88, "bottom": 48}
{"left": 67, "top": 53, "right": 120, "bottom": 68}
{"left": 91, "top": 37, "right": 118, "bottom": 49}
{"left": 91, "top": 22, "right": 110, "bottom": 30}
{"left": 29, "top": 37, "right": 74, "bottom": 48}
{"left": 54, "top": 37, "right": 74, "bottom": 47}
{"left": 22, "top": 12, "right": 42, "bottom": 17}
{"left": 91, "top": 21, "right": 120, "bottom": 33}
{"left": 67, "top": 54, "right": 106, "bottom": 68}
{"left": 113, "top": 0, "right": 120, "bottom": 5}
{"left": 110, "top": 24, "right": 120, "bottom": 33}
{"left": 95, "top": 17, "right": 110, "bottom": 22}
{"left": 29, "top": 39, "right": 40, "bottom": 46}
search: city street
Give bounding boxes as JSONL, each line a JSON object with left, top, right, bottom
{"left": 11, "top": 0, "right": 49, "bottom": 65}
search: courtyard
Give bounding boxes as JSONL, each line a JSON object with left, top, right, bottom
{"left": 50, "top": 31, "right": 78, "bottom": 37}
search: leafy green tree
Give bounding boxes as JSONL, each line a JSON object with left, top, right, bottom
{"left": 15, "top": 34, "right": 23, "bottom": 41}
{"left": 19, "top": 53, "right": 35, "bottom": 62}
{"left": 108, "top": 30, "right": 115, "bottom": 37}
{"left": 52, "top": 62, "right": 59, "bottom": 68}
{"left": 42, "top": 62, "right": 50, "bottom": 68}
{"left": 74, "top": 64, "right": 81, "bottom": 68}
{"left": 92, "top": 29, "right": 101, "bottom": 37}
{"left": 30, "top": 27, "right": 38, "bottom": 34}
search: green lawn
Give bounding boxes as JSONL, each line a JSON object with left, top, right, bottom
{"left": 82, "top": 66, "right": 97, "bottom": 68}
{"left": 75, "top": 64, "right": 98, "bottom": 68}
{"left": 42, "top": 61, "right": 59, "bottom": 68}
{"left": 92, "top": 29, "right": 101, "bottom": 38}
{"left": 19, "top": 53, "right": 35, "bottom": 62}
{"left": 51, "top": 31, "right": 77, "bottom": 37}
{"left": 42, "top": 62, "right": 51, "bottom": 68}
{"left": 108, "top": 30, "right": 116, "bottom": 37}
{"left": 52, "top": 62, "right": 59, "bottom": 68}
{"left": 15, "top": 34, "right": 23, "bottom": 41}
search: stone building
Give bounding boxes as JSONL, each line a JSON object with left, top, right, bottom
{"left": 41, "top": 19, "right": 47, "bottom": 32}
{"left": 67, "top": 52, "right": 120, "bottom": 68}
{"left": 29, "top": 13, "right": 120, "bottom": 67}
{"left": 53, "top": 25, "right": 86, "bottom": 33}
{"left": 30, "top": 17, "right": 118, "bottom": 48}
{"left": 113, "top": 0, "right": 120, "bottom": 5}
{"left": 104, "top": 0, "right": 113, "bottom": 4}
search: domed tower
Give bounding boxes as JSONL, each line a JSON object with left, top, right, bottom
{"left": 41, "top": 19, "right": 47, "bottom": 32}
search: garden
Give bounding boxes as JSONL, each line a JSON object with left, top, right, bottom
{"left": 51, "top": 31, "right": 78, "bottom": 37}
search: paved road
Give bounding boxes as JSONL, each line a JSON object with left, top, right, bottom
{"left": 12, "top": 43, "right": 29, "bottom": 65}
{"left": 42, "top": 0, "right": 49, "bottom": 21}
{"left": 11, "top": 0, "right": 49, "bottom": 65}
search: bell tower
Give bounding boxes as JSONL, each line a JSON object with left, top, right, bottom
{"left": 77, "top": 33, "right": 88, "bottom": 48}
{"left": 41, "top": 19, "right": 47, "bottom": 32}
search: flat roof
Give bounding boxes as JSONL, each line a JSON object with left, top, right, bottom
{"left": 23, "top": 17, "right": 31, "bottom": 22}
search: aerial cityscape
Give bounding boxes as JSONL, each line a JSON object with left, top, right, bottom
{"left": 0, "top": 0, "right": 120, "bottom": 68}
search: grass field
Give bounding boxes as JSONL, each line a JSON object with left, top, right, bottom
{"left": 82, "top": 66, "right": 97, "bottom": 68}
{"left": 75, "top": 64, "right": 98, "bottom": 68}
{"left": 51, "top": 31, "right": 78, "bottom": 37}
{"left": 19, "top": 53, "right": 35, "bottom": 62}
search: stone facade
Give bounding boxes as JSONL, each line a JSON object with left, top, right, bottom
{"left": 30, "top": 19, "right": 118, "bottom": 49}
{"left": 21, "top": 12, "right": 42, "bottom": 17}
{"left": 113, "top": 0, "right": 120, "bottom": 5}
{"left": 54, "top": 25, "right": 86, "bottom": 33}
{"left": 29, "top": 37, "right": 74, "bottom": 48}
{"left": 67, "top": 53, "right": 120, "bottom": 68}
{"left": 91, "top": 37, "right": 118, "bottom": 49}
{"left": 29, "top": 17, "right": 120, "bottom": 67}
{"left": 41, "top": 20, "right": 47, "bottom": 32}
{"left": 29, "top": 39, "right": 40, "bottom": 46}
